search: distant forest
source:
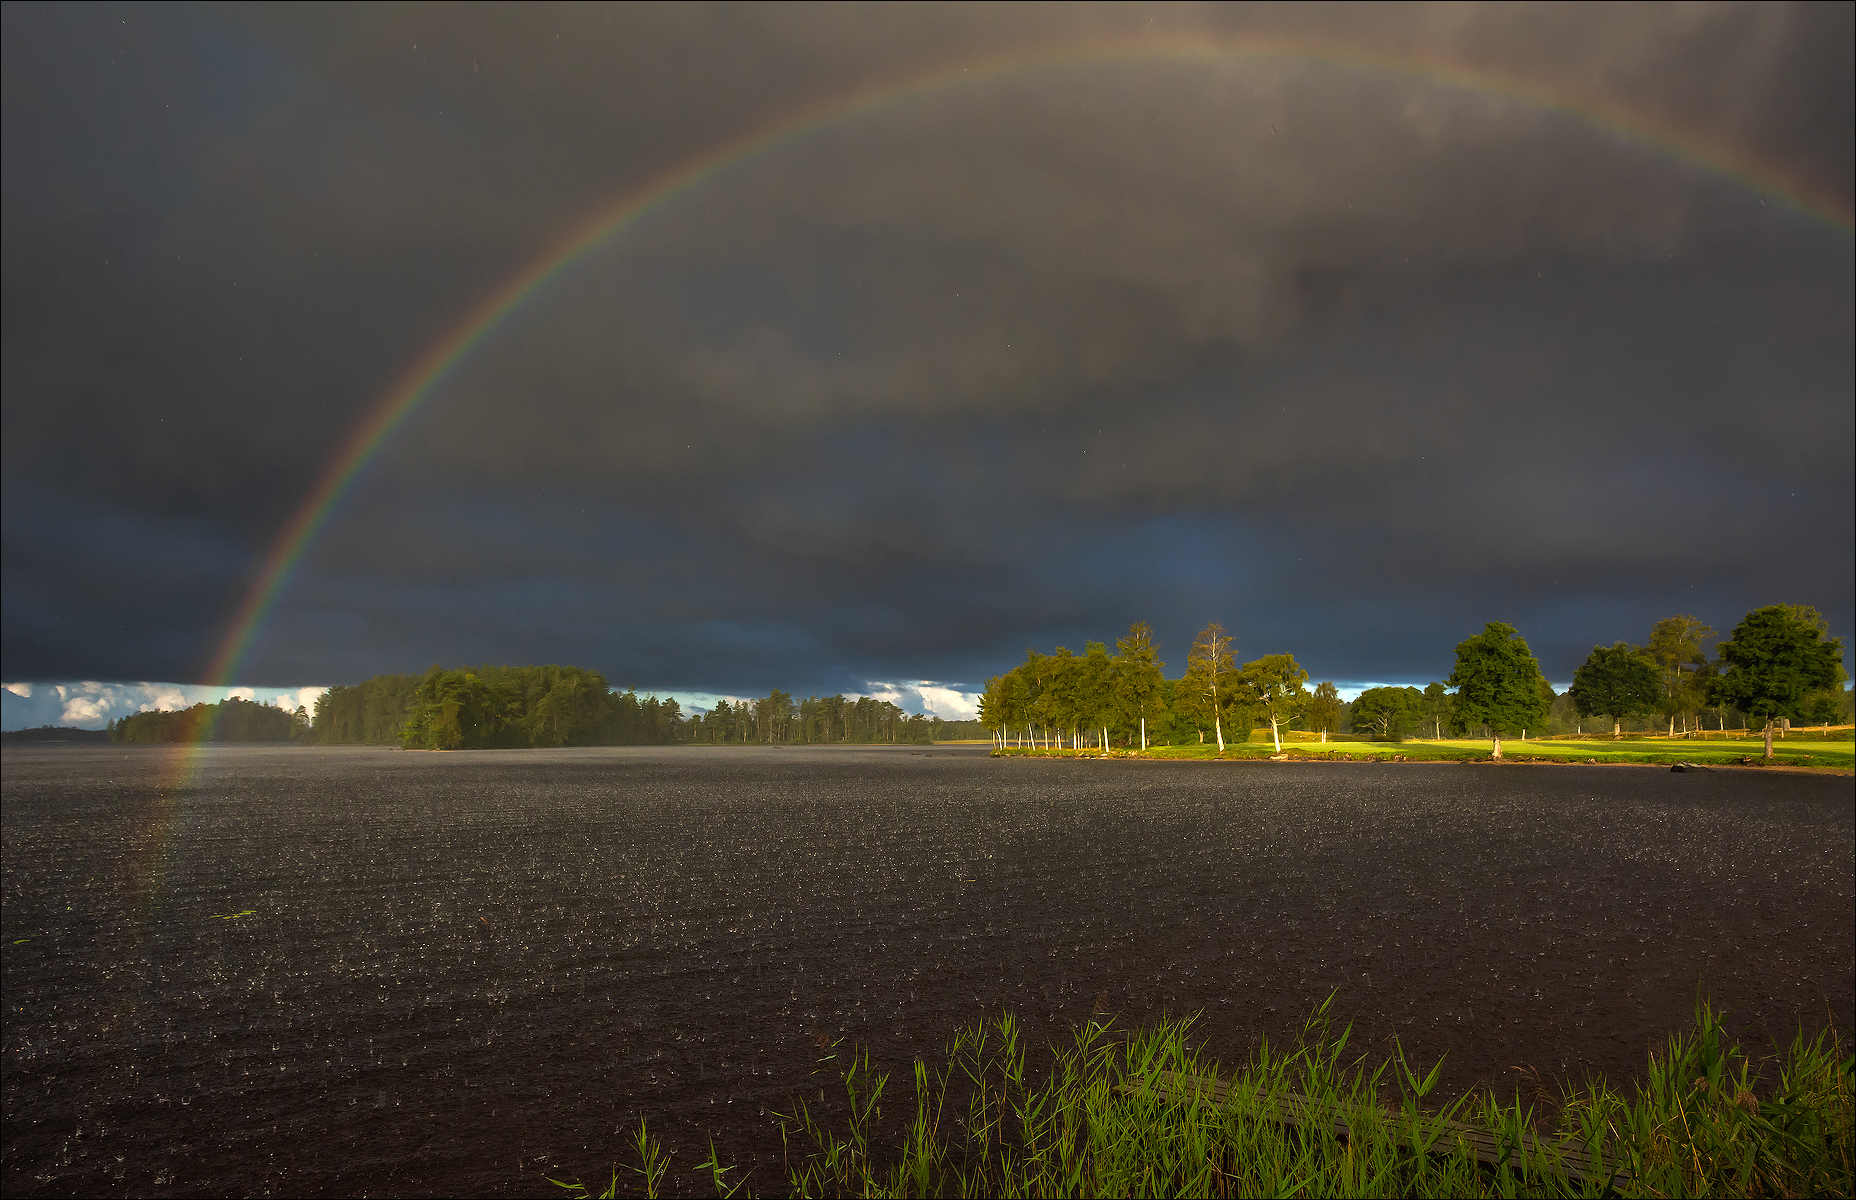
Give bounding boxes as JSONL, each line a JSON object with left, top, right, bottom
{"left": 310, "top": 664, "right": 990, "bottom": 749}
{"left": 108, "top": 693, "right": 309, "bottom": 741}
{"left": 4, "top": 725, "right": 111, "bottom": 744}
{"left": 109, "top": 696, "right": 308, "bottom": 743}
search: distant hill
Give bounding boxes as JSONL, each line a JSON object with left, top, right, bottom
{"left": 2, "top": 726, "right": 110, "bottom": 744}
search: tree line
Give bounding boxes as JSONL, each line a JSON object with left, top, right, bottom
{"left": 1567, "top": 605, "right": 1846, "bottom": 755}
{"left": 978, "top": 606, "right": 1846, "bottom": 759}
{"left": 311, "top": 664, "right": 682, "bottom": 749}
{"left": 309, "top": 664, "right": 990, "bottom": 748}
{"left": 682, "top": 691, "right": 986, "bottom": 745}
{"left": 109, "top": 696, "right": 309, "bottom": 743}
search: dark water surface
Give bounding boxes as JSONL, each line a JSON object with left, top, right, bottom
{"left": 3, "top": 745, "right": 1851, "bottom": 1196}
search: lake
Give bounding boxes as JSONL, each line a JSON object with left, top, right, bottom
{"left": 3, "top": 744, "right": 1850, "bottom": 1196}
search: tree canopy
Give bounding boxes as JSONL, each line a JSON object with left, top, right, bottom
{"left": 1112, "top": 622, "right": 1167, "bottom": 750}
{"left": 1178, "top": 623, "right": 1238, "bottom": 751}
{"left": 1240, "top": 652, "right": 1310, "bottom": 752}
{"left": 1446, "top": 622, "right": 1550, "bottom": 754}
{"left": 110, "top": 696, "right": 307, "bottom": 743}
{"left": 1350, "top": 686, "right": 1422, "bottom": 741}
{"left": 1708, "top": 606, "right": 1844, "bottom": 732}
{"left": 1568, "top": 642, "right": 1662, "bottom": 736}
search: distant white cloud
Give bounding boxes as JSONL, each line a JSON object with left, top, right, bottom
{"left": 2, "top": 681, "right": 329, "bottom": 731}
{"left": 860, "top": 680, "right": 981, "bottom": 719}
{"left": 916, "top": 684, "right": 980, "bottom": 720}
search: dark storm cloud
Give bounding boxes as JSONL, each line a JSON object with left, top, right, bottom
{"left": 4, "top": 2, "right": 1851, "bottom": 698}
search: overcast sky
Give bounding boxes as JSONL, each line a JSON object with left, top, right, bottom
{"left": 3, "top": 2, "right": 1850, "bottom": 724}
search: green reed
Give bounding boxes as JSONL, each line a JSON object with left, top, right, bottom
{"left": 552, "top": 995, "right": 1851, "bottom": 1198}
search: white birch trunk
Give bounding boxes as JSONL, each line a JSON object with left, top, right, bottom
{"left": 1492, "top": 733, "right": 1503, "bottom": 760}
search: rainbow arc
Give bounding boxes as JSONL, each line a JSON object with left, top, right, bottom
{"left": 177, "top": 32, "right": 1853, "bottom": 767}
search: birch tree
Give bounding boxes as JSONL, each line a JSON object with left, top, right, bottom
{"left": 1240, "top": 653, "right": 1310, "bottom": 752}
{"left": 1180, "top": 622, "right": 1237, "bottom": 751}
{"left": 1112, "top": 622, "right": 1167, "bottom": 751}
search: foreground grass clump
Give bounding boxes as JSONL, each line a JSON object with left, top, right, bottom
{"left": 554, "top": 997, "right": 1851, "bottom": 1198}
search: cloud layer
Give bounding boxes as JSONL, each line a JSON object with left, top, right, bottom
{"left": 4, "top": 4, "right": 1850, "bottom": 696}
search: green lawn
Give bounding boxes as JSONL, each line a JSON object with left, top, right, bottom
{"left": 995, "top": 734, "right": 1852, "bottom": 770}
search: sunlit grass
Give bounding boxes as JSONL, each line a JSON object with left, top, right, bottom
{"left": 991, "top": 736, "right": 1852, "bottom": 769}
{"left": 552, "top": 997, "right": 1852, "bottom": 1198}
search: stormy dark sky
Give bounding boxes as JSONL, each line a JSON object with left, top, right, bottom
{"left": 3, "top": 2, "right": 1851, "bottom": 707}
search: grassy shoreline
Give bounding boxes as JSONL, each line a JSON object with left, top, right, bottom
{"left": 555, "top": 998, "right": 1852, "bottom": 1198}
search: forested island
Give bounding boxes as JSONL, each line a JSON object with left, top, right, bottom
{"left": 109, "top": 695, "right": 308, "bottom": 743}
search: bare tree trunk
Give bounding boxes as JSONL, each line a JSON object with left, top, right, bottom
{"left": 1272, "top": 719, "right": 1282, "bottom": 752}
{"left": 1214, "top": 713, "right": 1225, "bottom": 752}
{"left": 1613, "top": 720, "right": 1621, "bottom": 740}
{"left": 1140, "top": 717, "right": 1147, "bottom": 751}
{"left": 1764, "top": 718, "right": 1774, "bottom": 759}
{"left": 1321, "top": 729, "right": 1327, "bottom": 743}
{"left": 1492, "top": 732, "right": 1503, "bottom": 759}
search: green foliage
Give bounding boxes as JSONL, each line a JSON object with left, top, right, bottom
{"left": 1304, "top": 681, "right": 1345, "bottom": 736}
{"left": 1708, "top": 606, "right": 1845, "bottom": 724}
{"left": 109, "top": 695, "right": 307, "bottom": 743}
{"left": 1447, "top": 623, "right": 1550, "bottom": 739}
{"left": 1178, "top": 623, "right": 1239, "bottom": 750}
{"left": 1417, "top": 682, "right": 1454, "bottom": 739}
{"left": 683, "top": 692, "right": 960, "bottom": 744}
{"left": 1111, "top": 623, "right": 1168, "bottom": 748}
{"left": 1645, "top": 615, "right": 1715, "bottom": 728}
{"left": 1238, "top": 653, "right": 1310, "bottom": 748}
{"left": 314, "top": 665, "right": 682, "bottom": 749}
{"left": 1350, "top": 685, "right": 1422, "bottom": 741}
{"left": 1568, "top": 643, "right": 1662, "bottom": 729}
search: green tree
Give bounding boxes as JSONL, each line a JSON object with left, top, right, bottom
{"left": 1304, "top": 681, "right": 1344, "bottom": 743}
{"left": 1034, "top": 648, "right": 1080, "bottom": 749}
{"left": 1239, "top": 653, "right": 1310, "bottom": 752}
{"left": 1350, "top": 686, "right": 1422, "bottom": 740}
{"left": 1446, "top": 622, "right": 1549, "bottom": 759}
{"left": 1112, "top": 622, "right": 1167, "bottom": 751}
{"left": 977, "top": 675, "right": 1012, "bottom": 749}
{"left": 1075, "top": 641, "right": 1116, "bottom": 752}
{"left": 1708, "top": 605, "right": 1845, "bottom": 758}
{"left": 1645, "top": 615, "right": 1714, "bottom": 735}
{"left": 1777, "top": 605, "right": 1850, "bottom": 733}
{"left": 1179, "top": 622, "right": 1237, "bottom": 751}
{"left": 1417, "top": 682, "right": 1453, "bottom": 740}
{"left": 1568, "top": 643, "right": 1660, "bottom": 739}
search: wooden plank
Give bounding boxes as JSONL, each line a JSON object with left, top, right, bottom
{"left": 1125, "top": 1070, "right": 1631, "bottom": 1186}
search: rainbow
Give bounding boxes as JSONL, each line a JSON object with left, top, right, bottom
{"left": 188, "top": 31, "right": 1856, "bottom": 727}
